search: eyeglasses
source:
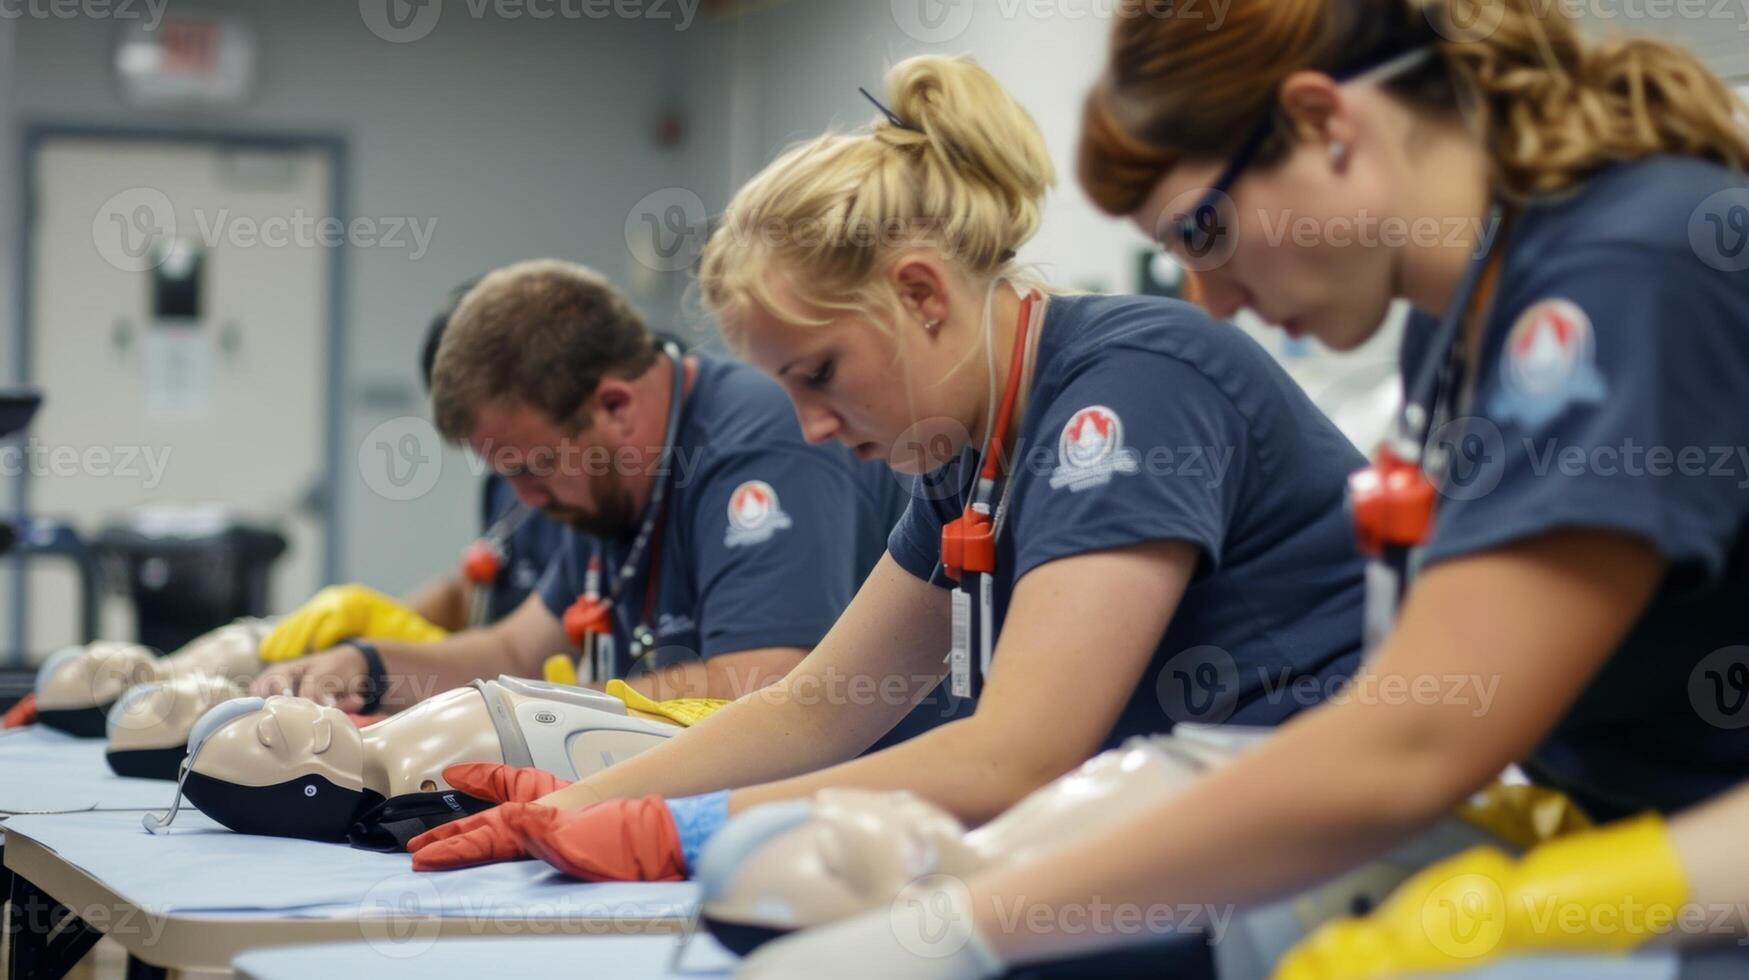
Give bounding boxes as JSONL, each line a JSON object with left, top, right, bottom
{"left": 1163, "top": 47, "right": 1437, "bottom": 263}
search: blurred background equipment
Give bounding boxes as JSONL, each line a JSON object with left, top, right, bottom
{"left": 93, "top": 506, "right": 287, "bottom": 653}
{"left": 0, "top": 388, "right": 43, "bottom": 711}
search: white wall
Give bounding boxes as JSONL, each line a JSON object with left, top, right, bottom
{"left": 676, "top": 0, "right": 1150, "bottom": 301}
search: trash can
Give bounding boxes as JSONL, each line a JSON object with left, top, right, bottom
{"left": 95, "top": 514, "right": 288, "bottom": 653}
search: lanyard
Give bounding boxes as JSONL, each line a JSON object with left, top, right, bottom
{"left": 563, "top": 342, "right": 686, "bottom": 680}
{"left": 941, "top": 291, "right": 1039, "bottom": 699}
{"left": 1350, "top": 203, "right": 1512, "bottom": 656}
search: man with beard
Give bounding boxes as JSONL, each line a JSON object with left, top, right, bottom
{"left": 252, "top": 259, "right": 910, "bottom": 715}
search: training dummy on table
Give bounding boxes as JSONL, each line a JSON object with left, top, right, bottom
{"left": 147, "top": 675, "right": 710, "bottom": 848}
{"left": 250, "top": 260, "right": 907, "bottom": 722}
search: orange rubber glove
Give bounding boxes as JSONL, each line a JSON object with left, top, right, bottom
{"left": 407, "top": 764, "right": 574, "bottom": 871}
{"left": 411, "top": 802, "right": 542, "bottom": 871}
{"left": 3, "top": 692, "right": 37, "bottom": 729}
{"left": 445, "top": 762, "right": 572, "bottom": 803}
{"left": 506, "top": 796, "right": 688, "bottom": 882}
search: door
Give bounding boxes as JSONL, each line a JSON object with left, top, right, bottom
{"left": 13, "top": 135, "right": 335, "bottom": 659}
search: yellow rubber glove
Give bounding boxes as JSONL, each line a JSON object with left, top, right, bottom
{"left": 604, "top": 679, "right": 727, "bottom": 727}
{"left": 1273, "top": 814, "right": 1689, "bottom": 980}
{"left": 1456, "top": 783, "right": 1592, "bottom": 850}
{"left": 543, "top": 654, "right": 579, "bottom": 686}
{"left": 258, "top": 585, "right": 448, "bottom": 662}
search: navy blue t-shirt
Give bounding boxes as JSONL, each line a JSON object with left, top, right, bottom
{"left": 538, "top": 354, "right": 908, "bottom": 677}
{"left": 479, "top": 475, "right": 566, "bottom": 623}
{"left": 1409, "top": 156, "right": 1749, "bottom": 819}
{"left": 889, "top": 293, "right": 1366, "bottom": 748}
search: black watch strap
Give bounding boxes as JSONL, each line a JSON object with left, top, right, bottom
{"left": 348, "top": 639, "right": 388, "bottom": 714}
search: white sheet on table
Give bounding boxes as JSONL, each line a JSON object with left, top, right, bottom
{"left": 0, "top": 734, "right": 176, "bottom": 814}
{"left": 2, "top": 810, "right": 698, "bottom": 920}
{"left": 233, "top": 935, "right": 736, "bottom": 979}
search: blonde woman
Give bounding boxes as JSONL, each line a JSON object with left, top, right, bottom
{"left": 739, "top": 0, "right": 1749, "bottom": 975}
{"left": 405, "top": 57, "right": 1369, "bottom": 939}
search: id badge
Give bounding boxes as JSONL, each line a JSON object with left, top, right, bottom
{"left": 949, "top": 587, "right": 972, "bottom": 699}
{"left": 1362, "top": 559, "right": 1399, "bottom": 662}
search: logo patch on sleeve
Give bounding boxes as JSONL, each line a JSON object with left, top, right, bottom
{"left": 723, "top": 479, "right": 793, "bottom": 547}
{"left": 1049, "top": 406, "right": 1139, "bottom": 492}
{"left": 1489, "top": 299, "right": 1607, "bottom": 428}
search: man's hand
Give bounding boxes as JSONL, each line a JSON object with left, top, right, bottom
{"left": 250, "top": 645, "right": 370, "bottom": 709}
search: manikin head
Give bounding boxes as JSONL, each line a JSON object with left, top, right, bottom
{"left": 106, "top": 673, "right": 246, "bottom": 779}
{"left": 431, "top": 260, "right": 672, "bottom": 540}
{"left": 34, "top": 621, "right": 267, "bottom": 738}
{"left": 698, "top": 56, "right": 1056, "bottom": 478}
{"left": 35, "top": 641, "right": 160, "bottom": 736}
{"left": 696, "top": 788, "right": 981, "bottom": 954}
{"left": 178, "top": 695, "right": 374, "bottom": 842}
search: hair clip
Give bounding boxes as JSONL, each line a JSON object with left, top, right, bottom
{"left": 859, "top": 87, "right": 920, "bottom": 132}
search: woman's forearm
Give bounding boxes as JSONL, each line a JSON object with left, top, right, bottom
{"left": 546, "top": 673, "right": 874, "bottom": 808}
{"left": 1669, "top": 781, "right": 1749, "bottom": 942}
{"left": 729, "top": 715, "right": 1071, "bottom": 824}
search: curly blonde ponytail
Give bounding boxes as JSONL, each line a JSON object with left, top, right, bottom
{"left": 699, "top": 55, "right": 1055, "bottom": 329}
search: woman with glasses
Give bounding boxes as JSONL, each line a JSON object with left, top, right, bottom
{"left": 405, "top": 57, "right": 1367, "bottom": 952}
{"left": 739, "top": 0, "right": 1749, "bottom": 976}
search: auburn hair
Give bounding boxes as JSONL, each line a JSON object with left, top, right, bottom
{"left": 1079, "top": 0, "right": 1749, "bottom": 217}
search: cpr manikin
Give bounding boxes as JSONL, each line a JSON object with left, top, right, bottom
{"left": 34, "top": 620, "right": 271, "bottom": 737}
{"left": 697, "top": 726, "right": 1515, "bottom": 977}
{"left": 106, "top": 673, "right": 248, "bottom": 779}
{"left": 149, "top": 676, "right": 679, "bottom": 848}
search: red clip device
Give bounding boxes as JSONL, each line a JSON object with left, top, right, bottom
{"left": 461, "top": 539, "right": 505, "bottom": 585}
{"left": 563, "top": 596, "right": 613, "bottom": 649}
{"left": 1347, "top": 445, "right": 1436, "bottom": 558}
{"left": 941, "top": 509, "right": 995, "bottom": 582}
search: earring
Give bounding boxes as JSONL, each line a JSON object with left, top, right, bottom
{"left": 1329, "top": 141, "right": 1348, "bottom": 165}
{"left": 924, "top": 318, "right": 942, "bottom": 332}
